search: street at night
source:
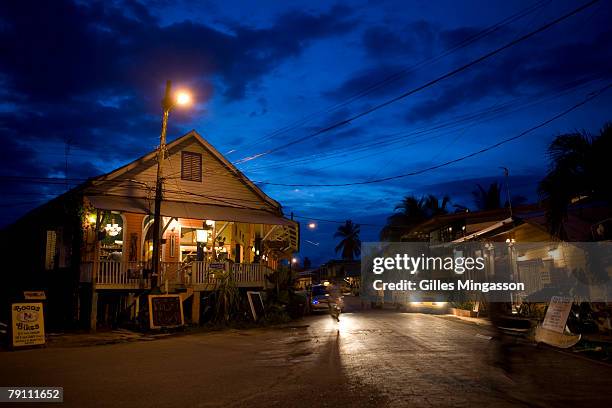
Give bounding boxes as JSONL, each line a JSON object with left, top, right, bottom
{"left": 2, "top": 1, "right": 612, "bottom": 406}
{"left": 2, "top": 300, "right": 611, "bottom": 407}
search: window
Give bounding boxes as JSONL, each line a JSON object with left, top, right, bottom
{"left": 181, "top": 151, "right": 202, "bottom": 182}
{"left": 45, "top": 230, "right": 57, "bottom": 270}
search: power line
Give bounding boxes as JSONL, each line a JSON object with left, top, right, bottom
{"left": 234, "top": 0, "right": 600, "bottom": 165}
{"left": 240, "top": 74, "right": 606, "bottom": 173}
{"left": 229, "top": 0, "right": 551, "bottom": 156}
{"left": 254, "top": 82, "right": 611, "bottom": 187}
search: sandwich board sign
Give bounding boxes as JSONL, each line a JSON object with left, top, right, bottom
{"left": 542, "top": 296, "right": 573, "bottom": 333}
{"left": 247, "top": 291, "right": 265, "bottom": 321}
{"left": 11, "top": 302, "right": 45, "bottom": 348}
{"left": 148, "top": 295, "right": 184, "bottom": 329}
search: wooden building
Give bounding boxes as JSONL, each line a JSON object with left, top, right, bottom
{"left": 1, "top": 131, "right": 299, "bottom": 330}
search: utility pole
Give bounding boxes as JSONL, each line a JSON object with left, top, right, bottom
{"left": 500, "top": 166, "right": 513, "bottom": 218}
{"left": 151, "top": 80, "right": 173, "bottom": 290}
{"left": 64, "top": 137, "right": 72, "bottom": 191}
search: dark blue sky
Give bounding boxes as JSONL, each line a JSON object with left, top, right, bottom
{"left": 1, "top": 0, "right": 611, "bottom": 264}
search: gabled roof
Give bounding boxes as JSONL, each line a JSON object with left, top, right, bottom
{"left": 91, "top": 130, "right": 281, "bottom": 210}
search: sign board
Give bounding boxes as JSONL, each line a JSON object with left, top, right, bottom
{"left": 148, "top": 295, "right": 184, "bottom": 329}
{"left": 246, "top": 291, "right": 265, "bottom": 321}
{"left": 542, "top": 296, "right": 573, "bottom": 333}
{"left": 23, "top": 291, "right": 46, "bottom": 300}
{"left": 11, "top": 302, "right": 45, "bottom": 347}
{"left": 209, "top": 263, "right": 225, "bottom": 279}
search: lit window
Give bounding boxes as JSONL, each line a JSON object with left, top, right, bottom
{"left": 45, "top": 230, "right": 57, "bottom": 270}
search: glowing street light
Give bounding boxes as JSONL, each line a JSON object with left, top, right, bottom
{"left": 175, "top": 90, "right": 192, "bottom": 106}
{"left": 307, "top": 222, "right": 316, "bottom": 230}
{"left": 291, "top": 257, "right": 298, "bottom": 264}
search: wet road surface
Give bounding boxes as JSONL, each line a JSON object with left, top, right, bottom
{"left": 1, "top": 300, "right": 611, "bottom": 407}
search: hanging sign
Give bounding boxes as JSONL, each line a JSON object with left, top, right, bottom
{"left": 23, "top": 291, "right": 46, "bottom": 300}
{"left": 11, "top": 302, "right": 45, "bottom": 348}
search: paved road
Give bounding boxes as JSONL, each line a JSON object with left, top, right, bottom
{"left": 1, "top": 302, "right": 611, "bottom": 407}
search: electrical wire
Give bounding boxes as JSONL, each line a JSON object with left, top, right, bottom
{"left": 229, "top": 0, "right": 552, "bottom": 156}
{"left": 240, "top": 74, "right": 606, "bottom": 173}
{"left": 233, "top": 0, "right": 600, "bottom": 165}
{"left": 253, "top": 82, "right": 612, "bottom": 187}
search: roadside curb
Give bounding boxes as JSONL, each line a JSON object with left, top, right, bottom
{"left": 433, "top": 313, "right": 492, "bottom": 327}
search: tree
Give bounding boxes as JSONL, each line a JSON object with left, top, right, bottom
{"left": 334, "top": 220, "right": 361, "bottom": 260}
{"left": 380, "top": 194, "right": 450, "bottom": 241}
{"left": 472, "top": 182, "right": 527, "bottom": 211}
{"left": 538, "top": 123, "right": 612, "bottom": 237}
{"left": 472, "top": 182, "right": 502, "bottom": 210}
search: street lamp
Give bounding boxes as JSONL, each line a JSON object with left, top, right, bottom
{"left": 307, "top": 222, "right": 316, "bottom": 230}
{"left": 151, "top": 80, "right": 193, "bottom": 289}
{"left": 289, "top": 256, "right": 298, "bottom": 275}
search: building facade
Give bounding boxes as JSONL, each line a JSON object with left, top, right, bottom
{"left": 1, "top": 131, "right": 299, "bottom": 330}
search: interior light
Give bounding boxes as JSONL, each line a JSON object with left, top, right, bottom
{"left": 196, "top": 229, "right": 208, "bottom": 243}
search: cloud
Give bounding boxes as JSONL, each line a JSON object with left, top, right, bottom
{"left": 324, "top": 64, "right": 411, "bottom": 100}
{"left": 405, "top": 28, "right": 612, "bottom": 122}
{"left": 0, "top": 0, "right": 359, "bottom": 166}
{"left": 1, "top": 1, "right": 358, "bottom": 103}
{"left": 362, "top": 20, "right": 436, "bottom": 59}
{"left": 249, "top": 97, "right": 268, "bottom": 117}
{"left": 326, "top": 8, "right": 611, "bottom": 123}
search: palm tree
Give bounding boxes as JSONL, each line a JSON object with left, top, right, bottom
{"left": 472, "top": 182, "right": 527, "bottom": 211}
{"left": 539, "top": 123, "right": 612, "bottom": 237}
{"left": 334, "top": 220, "right": 361, "bottom": 260}
{"left": 380, "top": 194, "right": 450, "bottom": 241}
{"left": 472, "top": 182, "right": 502, "bottom": 210}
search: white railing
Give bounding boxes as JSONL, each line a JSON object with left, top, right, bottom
{"left": 192, "top": 261, "right": 218, "bottom": 285}
{"left": 232, "top": 263, "right": 264, "bottom": 284}
{"left": 192, "top": 262, "right": 273, "bottom": 287}
{"left": 160, "top": 262, "right": 190, "bottom": 286}
{"left": 82, "top": 261, "right": 274, "bottom": 289}
{"left": 96, "top": 261, "right": 150, "bottom": 288}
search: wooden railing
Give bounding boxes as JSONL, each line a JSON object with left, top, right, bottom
{"left": 192, "top": 262, "right": 273, "bottom": 287}
{"left": 232, "top": 263, "right": 265, "bottom": 285}
{"left": 82, "top": 261, "right": 274, "bottom": 289}
{"left": 96, "top": 261, "right": 151, "bottom": 289}
{"left": 192, "top": 261, "right": 218, "bottom": 285}
{"left": 193, "top": 262, "right": 273, "bottom": 287}
{"left": 160, "top": 262, "right": 190, "bottom": 286}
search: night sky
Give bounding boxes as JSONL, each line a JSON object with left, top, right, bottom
{"left": 1, "top": 0, "right": 611, "bottom": 264}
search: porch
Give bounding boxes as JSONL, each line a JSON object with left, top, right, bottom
{"left": 80, "top": 261, "right": 276, "bottom": 290}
